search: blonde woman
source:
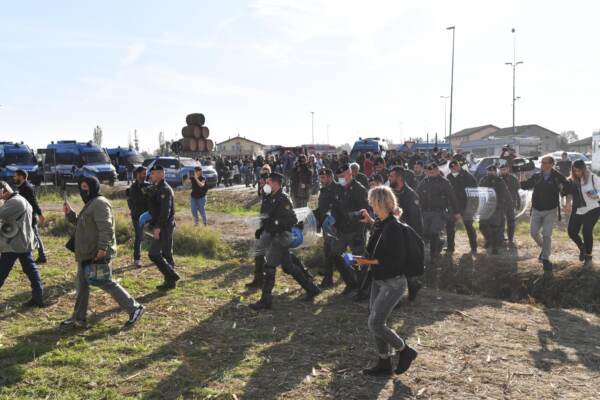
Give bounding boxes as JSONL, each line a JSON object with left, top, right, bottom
{"left": 356, "top": 186, "right": 417, "bottom": 376}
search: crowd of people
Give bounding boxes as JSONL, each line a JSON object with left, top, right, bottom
{"left": 0, "top": 146, "right": 598, "bottom": 377}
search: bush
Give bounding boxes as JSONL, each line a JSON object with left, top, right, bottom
{"left": 114, "top": 214, "right": 133, "bottom": 245}
{"left": 41, "top": 213, "right": 72, "bottom": 237}
{"left": 173, "top": 224, "right": 227, "bottom": 259}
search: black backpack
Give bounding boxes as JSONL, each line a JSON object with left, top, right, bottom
{"left": 398, "top": 221, "right": 425, "bottom": 277}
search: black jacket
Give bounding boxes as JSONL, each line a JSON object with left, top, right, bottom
{"left": 354, "top": 172, "right": 369, "bottom": 189}
{"left": 260, "top": 189, "right": 298, "bottom": 234}
{"left": 17, "top": 181, "right": 42, "bottom": 223}
{"left": 126, "top": 179, "right": 151, "bottom": 217}
{"left": 149, "top": 179, "right": 175, "bottom": 229}
{"left": 416, "top": 175, "right": 459, "bottom": 214}
{"left": 366, "top": 215, "right": 406, "bottom": 281}
{"left": 313, "top": 183, "right": 339, "bottom": 229}
{"left": 394, "top": 185, "right": 423, "bottom": 237}
{"left": 331, "top": 179, "right": 369, "bottom": 233}
{"left": 501, "top": 173, "right": 521, "bottom": 210}
{"left": 290, "top": 163, "right": 313, "bottom": 199}
{"left": 521, "top": 169, "right": 569, "bottom": 211}
{"left": 479, "top": 175, "right": 513, "bottom": 211}
{"left": 446, "top": 170, "right": 477, "bottom": 212}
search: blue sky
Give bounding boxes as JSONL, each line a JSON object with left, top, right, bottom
{"left": 1, "top": 0, "right": 599, "bottom": 152}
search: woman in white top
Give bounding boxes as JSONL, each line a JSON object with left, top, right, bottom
{"left": 565, "top": 160, "right": 600, "bottom": 267}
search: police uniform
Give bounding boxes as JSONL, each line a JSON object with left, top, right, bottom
{"left": 312, "top": 169, "right": 340, "bottom": 288}
{"left": 148, "top": 166, "right": 180, "bottom": 289}
{"left": 394, "top": 185, "right": 423, "bottom": 237}
{"left": 126, "top": 168, "right": 151, "bottom": 263}
{"left": 446, "top": 168, "right": 478, "bottom": 253}
{"left": 501, "top": 172, "right": 521, "bottom": 243}
{"left": 246, "top": 174, "right": 270, "bottom": 288}
{"left": 250, "top": 174, "right": 320, "bottom": 310}
{"left": 479, "top": 169, "right": 513, "bottom": 254}
{"left": 329, "top": 166, "right": 369, "bottom": 293}
{"left": 416, "top": 171, "right": 458, "bottom": 257}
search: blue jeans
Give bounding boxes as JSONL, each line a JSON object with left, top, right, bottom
{"left": 131, "top": 215, "right": 143, "bottom": 261}
{"left": 191, "top": 196, "right": 207, "bottom": 225}
{"left": 0, "top": 252, "right": 44, "bottom": 302}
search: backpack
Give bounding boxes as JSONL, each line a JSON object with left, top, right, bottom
{"left": 398, "top": 221, "right": 425, "bottom": 277}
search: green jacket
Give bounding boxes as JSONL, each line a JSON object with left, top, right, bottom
{"left": 66, "top": 196, "right": 117, "bottom": 262}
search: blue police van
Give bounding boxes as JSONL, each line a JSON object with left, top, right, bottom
{"left": 0, "top": 142, "right": 42, "bottom": 185}
{"left": 39, "top": 141, "right": 117, "bottom": 186}
{"left": 144, "top": 157, "right": 218, "bottom": 188}
{"left": 350, "top": 137, "right": 389, "bottom": 160}
{"left": 105, "top": 147, "right": 144, "bottom": 181}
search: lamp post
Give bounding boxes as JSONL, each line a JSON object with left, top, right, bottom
{"left": 505, "top": 28, "right": 524, "bottom": 136}
{"left": 446, "top": 26, "right": 456, "bottom": 140}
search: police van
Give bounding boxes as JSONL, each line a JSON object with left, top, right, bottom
{"left": 350, "top": 137, "right": 388, "bottom": 160}
{"left": 0, "top": 142, "right": 42, "bottom": 185}
{"left": 39, "top": 141, "right": 117, "bottom": 185}
{"left": 106, "top": 146, "right": 144, "bottom": 181}
{"left": 144, "top": 157, "right": 218, "bottom": 188}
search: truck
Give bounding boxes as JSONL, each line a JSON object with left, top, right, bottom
{"left": 105, "top": 146, "right": 144, "bottom": 181}
{"left": 350, "top": 137, "right": 388, "bottom": 160}
{"left": 0, "top": 142, "right": 42, "bottom": 185}
{"left": 38, "top": 140, "right": 118, "bottom": 186}
{"left": 144, "top": 156, "right": 218, "bottom": 188}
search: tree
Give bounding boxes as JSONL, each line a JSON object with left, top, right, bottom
{"left": 93, "top": 125, "right": 103, "bottom": 146}
{"left": 560, "top": 130, "right": 578, "bottom": 143}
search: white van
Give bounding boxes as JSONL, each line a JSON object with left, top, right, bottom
{"left": 592, "top": 131, "right": 600, "bottom": 173}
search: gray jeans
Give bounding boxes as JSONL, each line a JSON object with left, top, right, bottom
{"left": 368, "top": 275, "right": 407, "bottom": 357}
{"left": 530, "top": 208, "right": 557, "bottom": 260}
{"left": 74, "top": 262, "right": 139, "bottom": 321}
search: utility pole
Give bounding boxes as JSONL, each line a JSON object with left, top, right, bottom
{"left": 440, "top": 95, "right": 449, "bottom": 141}
{"left": 446, "top": 26, "right": 456, "bottom": 141}
{"left": 505, "top": 28, "right": 524, "bottom": 136}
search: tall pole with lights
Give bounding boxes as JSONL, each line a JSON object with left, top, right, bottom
{"left": 505, "top": 28, "right": 524, "bottom": 136}
{"left": 446, "top": 26, "right": 455, "bottom": 142}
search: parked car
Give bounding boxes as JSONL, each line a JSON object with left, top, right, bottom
{"left": 470, "top": 156, "right": 537, "bottom": 182}
{"left": 144, "top": 157, "right": 218, "bottom": 188}
{"left": 536, "top": 151, "right": 592, "bottom": 170}
{"left": 106, "top": 147, "right": 144, "bottom": 180}
{"left": 0, "top": 142, "right": 42, "bottom": 185}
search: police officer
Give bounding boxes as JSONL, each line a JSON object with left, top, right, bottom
{"left": 328, "top": 164, "right": 369, "bottom": 294}
{"left": 446, "top": 160, "right": 478, "bottom": 254}
{"left": 479, "top": 165, "right": 513, "bottom": 254}
{"left": 245, "top": 171, "right": 270, "bottom": 288}
{"left": 312, "top": 168, "right": 339, "bottom": 288}
{"left": 147, "top": 165, "right": 181, "bottom": 290}
{"left": 416, "top": 163, "right": 459, "bottom": 259}
{"left": 499, "top": 164, "right": 521, "bottom": 244}
{"left": 126, "top": 166, "right": 151, "bottom": 267}
{"left": 413, "top": 160, "right": 426, "bottom": 186}
{"left": 250, "top": 172, "right": 320, "bottom": 310}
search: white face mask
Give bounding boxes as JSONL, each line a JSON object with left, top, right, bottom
{"left": 263, "top": 184, "right": 272, "bottom": 195}
{"left": 451, "top": 172, "right": 459, "bottom": 177}
{"left": 337, "top": 177, "right": 347, "bottom": 186}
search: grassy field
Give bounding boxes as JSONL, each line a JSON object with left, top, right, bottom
{"left": 0, "top": 186, "right": 599, "bottom": 399}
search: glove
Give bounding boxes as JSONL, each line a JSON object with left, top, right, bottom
{"left": 255, "top": 228, "right": 264, "bottom": 240}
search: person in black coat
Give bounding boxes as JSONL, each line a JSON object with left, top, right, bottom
{"left": 479, "top": 165, "right": 513, "bottom": 254}
{"left": 445, "top": 161, "right": 478, "bottom": 254}
{"left": 13, "top": 169, "right": 46, "bottom": 264}
{"left": 126, "top": 166, "right": 151, "bottom": 267}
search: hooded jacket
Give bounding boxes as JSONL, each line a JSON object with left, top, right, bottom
{"left": 0, "top": 193, "right": 35, "bottom": 253}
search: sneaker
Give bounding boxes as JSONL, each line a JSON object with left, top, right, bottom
{"left": 395, "top": 345, "right": 418, "bottom": 374}
{"left": 583, "top": 255, "right": 593, "bottom": 268}
{"left": 134, "top": 260, "right": 142, "bottom": 268}
{"left": 156, "top": 281, "right": 177, "bottom": 291}
{"left": 125, "top": 306, "right": 145, "bottom": 326}
{"left": 22, "top": 298, "right": 46, "bottom": 308}
{"left": 60, "top": 318, "right": 90, "bottom": 329}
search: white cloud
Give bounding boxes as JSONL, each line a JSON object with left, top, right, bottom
{"left": 121, "top": 43, "right": 146, "bottom": 66}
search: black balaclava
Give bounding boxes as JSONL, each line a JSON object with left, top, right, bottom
{"left": 79, "top": 176, "right": 101, "bottom": 203}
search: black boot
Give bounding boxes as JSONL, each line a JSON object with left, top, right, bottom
{"left": 396, "top": 345, "right": 418, "bottom": 374}
{"left": 407, "top": 278, "right": 422, "bottom": 302}
{"left": 250, "top": 265, "right": 276, "bottom": 311}
{"left": 249, "top": 294, "right": 273, "bottom": 310}
{"left": 245, "top": 256, "right": 265, "bottom": 288}
{"left": 362, "top": 357, "right": 393, "bottom": 376}
{"left": 319, "top": 276, "right": 334, "bottom": 289}
{"left": 578, "top": 245, "right": 585, "bottom": 262}
{"left": 287, "top": 257, "right": 321, "bottom": 302}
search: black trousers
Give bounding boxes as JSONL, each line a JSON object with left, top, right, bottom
{"left": 568, "top": 207, "right": 600, "bottom": 255}
{"left": 480, "top": 211, "right": 505, "bottom": 250}
{"left": 446, "top": 216, "right": 477, "bottom": 251}
{"left": 502, "top": 205, "right": 516, "bottom": 242}
{"left": 149, "top": 224, "right": 177, "bottom": 281}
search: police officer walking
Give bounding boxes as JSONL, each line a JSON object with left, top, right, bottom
{"left": 312, "top": 168, "right": 339, "bottom": 288}
{"left": 479, "top": 165, "right": 513, "bottom": 254}
{"left": 126, "top": 166, "right": 151, "bottom": 267}
{"left": 147, "top": 165, "right": 181, "bottom": 290}
{"left": 245, "top": 171, "right": 271, "bottom": 288}
{"left": 416, "top": 163, "right": 459, "bottom": 259}
{"left": 250, "top": 173, "right": 320, "bottom": 310}
{"left": 446, "top": 160, "right": 478, "bottom": 254}
{"left": 499, "top": 164, "right": 521, "bottom": 244}
{"left": 328, "top": 164, "right": 369, "bottom": 294}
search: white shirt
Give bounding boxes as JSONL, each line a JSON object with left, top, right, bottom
{"left": 576, "top": 173, "right": 600, "bottom": 215}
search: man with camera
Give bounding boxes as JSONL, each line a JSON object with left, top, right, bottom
{"left": 0, "top": 181, "right": 45, "bottom": 308}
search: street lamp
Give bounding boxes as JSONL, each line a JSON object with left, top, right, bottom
{"left": 446, "top": 26, "right": 456, "bottom": 141}
{"left": 506, "top": 28, "right": 524, "bottom": 136}
{"left": 440, "top": 95, "right": 449, "bottom": 141}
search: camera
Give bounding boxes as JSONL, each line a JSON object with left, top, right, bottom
{"left": 348, "top": 211, "right": 364, "bottom": 222}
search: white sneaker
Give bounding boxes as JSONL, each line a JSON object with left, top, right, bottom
{"left": 134, "top": 260, "right": 142, "bottom": 267}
